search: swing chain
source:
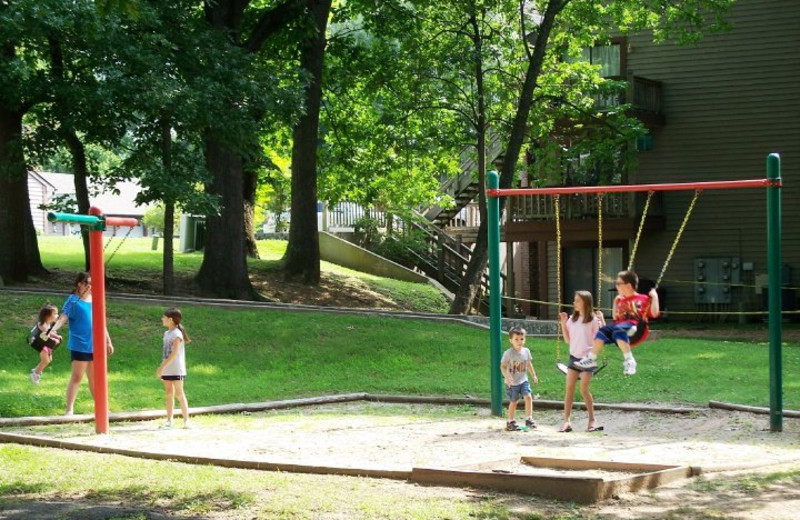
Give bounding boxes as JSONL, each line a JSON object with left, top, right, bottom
{"left": 103, "top": 225, "right": 119, "bottom": 252}
{"left": 656, "top": 189, "right": 701, "bottom": 287}
{"left": 628, "top": 190, "right": 654, "bottom": 271}
{"left": 596, "top": 193, "right": 604, "bottom": 310}
{"left": 555, "top": 194, "right": 562, "bottom": 362}
{"left": 105, "top": 225, "right": 135, "bottom": 265}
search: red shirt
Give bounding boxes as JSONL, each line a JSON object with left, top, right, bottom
{"left": 613, "top": 293, "right": 658, "bottom": 324}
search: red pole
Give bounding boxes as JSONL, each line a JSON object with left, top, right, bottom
{"left": 88, "top": 207, "right": 109, "bottom": 434}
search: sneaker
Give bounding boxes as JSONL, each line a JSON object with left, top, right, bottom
{"left": 183, "top": 420, "right": 192, "bottom": 429}
{"left": 525, "top": 418, "right": 537, "bottom": 429}
{"left": 623, "top": 357, "right": 637, "bottom": 376}
{"left": 573, "top": 356, "right": 598, "bottom": 370}
{"left": 506, "top": 420, "right": 522, "bottom": 431}
{"left": 30, "top": 369, "right": 40, "bottom": 386}
{"left": 162, "top": 420, "right": 173, "bottom": 428}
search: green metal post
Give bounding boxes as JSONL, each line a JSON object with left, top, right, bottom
{"left": 47, "top": 211, "right": 104, "bottom": 230}
{"left": 767, "top": 153, "right": 782, "bottom": 432}
{"left": 487, "top": 171, "right": 503, "bottom": 416}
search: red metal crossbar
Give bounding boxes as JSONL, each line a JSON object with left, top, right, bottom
{"left": 487, "top": 178, "right": 779, "bottom": 197}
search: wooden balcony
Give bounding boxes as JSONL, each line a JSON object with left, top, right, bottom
{"left": 596, "top": 74, "right": 665, "bottom": 128}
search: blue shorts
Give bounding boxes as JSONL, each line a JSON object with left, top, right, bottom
{"left": 70, "top": 350, "right": 93, "bottom": 362}
{"left": 595, "top": 322, "right": 635, "bottom": 344}
{"left": 505, "top": 380, "right": 532, "bottom": 402}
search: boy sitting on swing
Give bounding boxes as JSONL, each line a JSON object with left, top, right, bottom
{"left": 574, "top": 270, "right": 659, "bottom": 376}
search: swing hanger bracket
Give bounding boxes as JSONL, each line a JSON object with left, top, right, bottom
{"left": 47, "top": 208, "right": 139, "bottom": 232}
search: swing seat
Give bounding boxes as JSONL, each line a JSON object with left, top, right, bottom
{"left": 556, "top": 357, "right": 607, "bottom": 376}
{"left": 627, "top": 319, "right": 650, "bottom": 347}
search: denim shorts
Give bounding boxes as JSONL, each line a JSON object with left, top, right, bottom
{"left": 506, "top": 380, "right": 532, "bottom": 402}
{"left": 596, "top": 322, "right": 635, "bottom": 344}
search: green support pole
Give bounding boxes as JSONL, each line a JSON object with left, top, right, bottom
{"left": 767, "top": 153, "right": 782, "bottom": 432}
{"left": 487, "top": 171, "right": 503, "bottom": 416}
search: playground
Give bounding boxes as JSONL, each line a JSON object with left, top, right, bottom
{"left": 1, "top": 399, "right": 800, "bottom": 519}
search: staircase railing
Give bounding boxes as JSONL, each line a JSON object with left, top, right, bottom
{"left": 423, "top": 129, "right": 504, "bottom": 222}
{"left": 394, "top": 213, "right": 508, "bottom": 315}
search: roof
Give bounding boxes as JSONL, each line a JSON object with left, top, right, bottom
{"left": 34, "top": 172, "right": 152, "bottom": 216}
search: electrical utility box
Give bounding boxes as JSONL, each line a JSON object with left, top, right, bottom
{"left": 694, "top": 257, "right": 741, "bottom": 304}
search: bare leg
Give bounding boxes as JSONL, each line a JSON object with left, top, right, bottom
{"left": 163, "top": 380, "right": 175, "bottom": 422}
{"left": 173, "top": 380, "right": 189, "bottom": 424}
{"left": 35, "top": 350, "right": 50, "bottom": 375}
{"left": 580, "top": 373, "right": 596, "bottom": 429}
{"left": 615, "top": 338, "right": 632, "bottom": 356}
{"left": 507, "top": 400, "right": 518, "bottom": 423}
{"left": 523, "top": 394, "right": 533, "bottom": 419}
{"left": 65, "top": 360, "right": 89, "bottom": 415}
{"left": 590, "top": 338, "right": 605, "bottom": 357}
{"left": 562, "top": 369, "right": 579, "bottom": 429}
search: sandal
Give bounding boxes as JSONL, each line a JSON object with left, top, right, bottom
{"left": 558, "top": 423, "right": 573, "bottom": 433}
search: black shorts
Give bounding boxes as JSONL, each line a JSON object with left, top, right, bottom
{"left": 70, "top": 350, "right": 94, "bottom": 362}
{"left": 161, "top": 375, "right": 186, "bottom": 381}
{"left": 568, "top": 355, "right": 598, "bottom": 375}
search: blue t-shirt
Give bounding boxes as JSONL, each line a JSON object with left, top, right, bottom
{"left": 62, "top": 294, "right": 93, "bottom": 353}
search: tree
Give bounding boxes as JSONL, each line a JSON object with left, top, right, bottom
{"left": 282, "top": 0, "right": 333, "bottom": 284}
{"left": 448, "top": 0, "right": 734, "bottom": 314}
{"left": 195, "top": 0, "right": 308, "bottom": 298}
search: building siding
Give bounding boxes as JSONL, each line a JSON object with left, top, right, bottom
{"left": 617, "top": 0, "right": 800, "bottom": 316}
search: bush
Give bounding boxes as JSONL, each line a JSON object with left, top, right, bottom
{"left": 373, "top": 231, "right": 428, "bottom": 269}
{"left": 353, "top": 216, "right": 383, "bottom": 249}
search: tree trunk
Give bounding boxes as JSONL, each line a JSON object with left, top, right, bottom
{"left": 63, "top": 130, "right": 92, "bottom": 270}
{"left": 0, "top": 107, "right": 45, "bottom": 282}
{"left": 196, "top": 135, "right": 257, "bottom": 299}
{"left": 160, "top": 117, "right": 175, "bottom": 295}
{"left": 449, "top": 0, "right": 564, "bottom": 314}
{"left": 163, "top": 199, "right": 175, "bottom": 295}
{"left": 282, "top": 0, "right": 332, "bottom": 284}
{"left": 243, "top": 168, "right": 260, "bottom": 259}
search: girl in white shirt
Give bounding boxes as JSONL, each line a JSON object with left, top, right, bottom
{"left": 157, "top": 308, "right": 191, "bottom": 428}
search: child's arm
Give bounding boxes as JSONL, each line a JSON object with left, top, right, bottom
{"left": 526, "top": 360, "right": 539, "bottom": 386}
{"left": 612, "top": 295, "right": 622, "bottom": 321}
{"left": 595, "top": 310, "right": 606, "bottom": 326}
{"left": 559, "top": 312, "right": 570, "bottom": 342}
{"left": 50, "top": 312, "right": 69, "bottom": 334}
{"left": 500, "top": 361, "right": 512, "bottom": 385}
{"left": 104, "top": 328, "right": 114, "bottom": 355}
{"left": 648, "top": 288, "right": 660, "bottom": 317}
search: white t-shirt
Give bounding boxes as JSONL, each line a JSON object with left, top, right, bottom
{"left": 161, "top": 328, "right": 186, "bottom": 377}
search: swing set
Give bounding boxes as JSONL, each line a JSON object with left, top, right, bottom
{"left": 47, "top": 207, "right": 138, "bottom": 434}
{"left": 552, "top": 188, "right": 701, "bottom": 376}
{"left": 485, "top": 154, "right": 784, "bottom": 432}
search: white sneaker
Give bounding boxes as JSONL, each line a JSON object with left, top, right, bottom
{"left": 573, "top": 356, "right": 598, "bottom": 370}
{"left": 162, "top": 420, "right": 173, "bottom": 428}
{"left": 623, "top": 357, "right": 637, "bottom": 376}
{"left": 30, "top": 369, "right": 40, "bottom": 385}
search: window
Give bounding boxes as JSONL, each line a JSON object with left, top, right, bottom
{"left": 580, "top": 43, "right": 621, "bottom": 77}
